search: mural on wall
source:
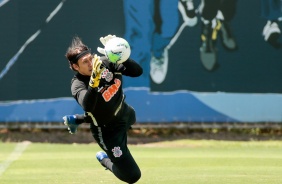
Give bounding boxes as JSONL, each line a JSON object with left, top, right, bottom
{"left": 0, "top": 0, "right": 282, "bottom": 123}
{"left": 123, "top": 0, "right": 282, "bottom": 93}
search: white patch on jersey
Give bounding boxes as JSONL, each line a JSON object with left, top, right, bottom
{"left": 112, "top": 146, "right": 122, "bottom": 158}
{"left": 101, "top": 69, "right": 113, "bottom": 82}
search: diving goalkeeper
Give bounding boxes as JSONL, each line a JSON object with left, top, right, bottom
{"left": 64, "top": 35, "right": 142, "bottom": 183}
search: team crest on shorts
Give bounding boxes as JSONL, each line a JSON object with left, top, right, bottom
{"left": 101, "top": 69, "right": 113, "bottom": 82}
{"left": 112, "top": 146, "right": 122, "bottom": 157}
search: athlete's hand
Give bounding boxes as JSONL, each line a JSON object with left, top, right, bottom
{"left": 62, "top": 115, "right": 78, "bottom": 134}
{"left": 97, "top": 34, "right": 116, "bottom": 56}
{"left": 89, "top": 54, "right": 105, "bottom": 88}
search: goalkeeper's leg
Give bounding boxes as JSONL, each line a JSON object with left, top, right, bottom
{"left": 96, "top": 150, "right": 141, "bottom": 184}
{"left": 90, "top": 123, "right": 141, "bottom": 183}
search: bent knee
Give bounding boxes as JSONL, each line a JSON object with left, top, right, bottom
{"left": 127, "top": 169, "right": 141, "bottom": 183}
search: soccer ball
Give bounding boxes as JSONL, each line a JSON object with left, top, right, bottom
{"left": 104, "top": 37, "right": 131, "bottom": 64}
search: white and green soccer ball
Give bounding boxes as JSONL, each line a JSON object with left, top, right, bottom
{"left": 104, "top": 37, "right": 131, "bottom": 64}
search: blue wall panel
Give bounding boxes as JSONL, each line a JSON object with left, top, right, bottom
{"left": 0, "top": 0, "right": 281, "bottom": 123}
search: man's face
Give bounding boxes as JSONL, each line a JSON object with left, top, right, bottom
{"left": 73, "top": 54, "right": 93, "bottom": 76}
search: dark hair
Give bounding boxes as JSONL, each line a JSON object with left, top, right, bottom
{"left": 65, "top": 36, "right": 90, "bottom": 70}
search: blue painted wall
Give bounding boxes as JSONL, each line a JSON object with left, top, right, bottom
{"left": 0, "top": 0, "right": 281, "bottom": 123}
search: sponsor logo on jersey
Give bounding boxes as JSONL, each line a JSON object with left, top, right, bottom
{"left": 102, "top": 78, "right": 121, "bottom": 102}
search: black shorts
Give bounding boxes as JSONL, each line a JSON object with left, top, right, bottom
{"left": 90, "top": 102, "right": 141, "bottom": 183}
{"left": 90, "top": 102, "right": 136, "bottom": 162}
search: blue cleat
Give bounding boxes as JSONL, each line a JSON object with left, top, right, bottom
{"left": 62, "top": 115, "right": 78, "bottom": 134}
{"left": 96, "top": 151, "right": 109, "bottom": 162}
{"left": 96, "top": 151, "right": 109, "bottom": 170}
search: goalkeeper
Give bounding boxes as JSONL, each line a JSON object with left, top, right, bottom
{"left": 64, "top": 35, "right": 142, "bottom": 183}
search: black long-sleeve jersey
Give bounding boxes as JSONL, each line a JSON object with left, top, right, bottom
{"left": 71, "top": 57, "right": 143, "bottom": 126}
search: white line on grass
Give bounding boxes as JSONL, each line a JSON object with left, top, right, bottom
{"left": 0, "top": 141, "right": 31, "bottom": 176}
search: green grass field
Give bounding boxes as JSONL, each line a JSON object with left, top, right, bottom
{"left": 1, "top": 140, "right": 282, "bottom": 184}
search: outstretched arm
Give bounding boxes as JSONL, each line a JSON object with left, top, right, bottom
{"left": 118, "top": 58, "right": 143, "bottom": 77}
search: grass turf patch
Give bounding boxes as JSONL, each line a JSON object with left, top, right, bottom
{"left": 0, "top": 140, "right": 282, "bottom": 184}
